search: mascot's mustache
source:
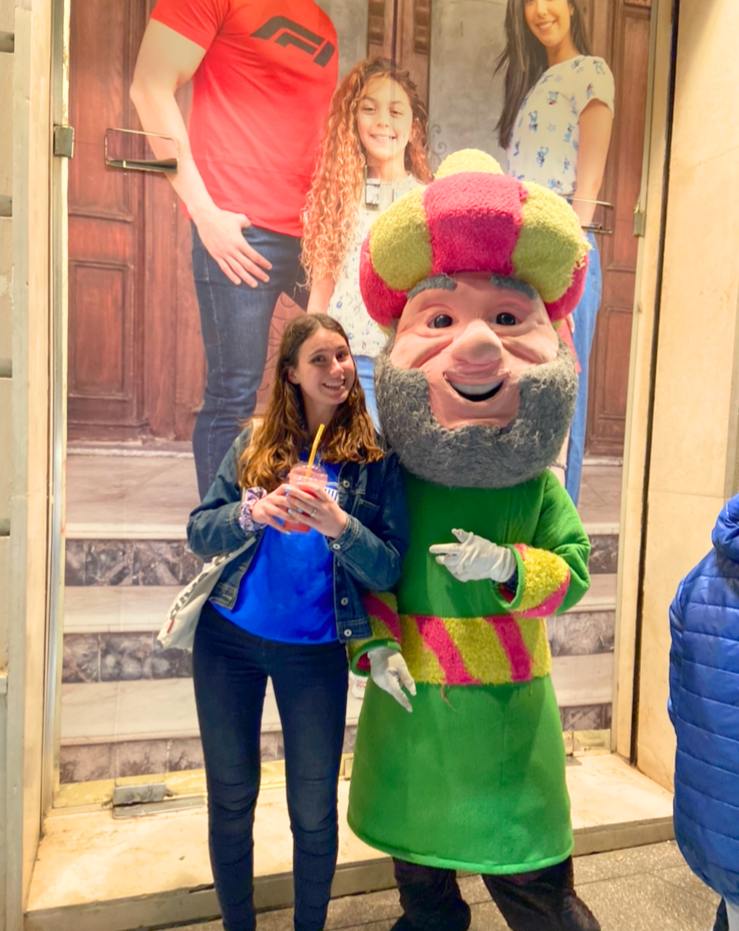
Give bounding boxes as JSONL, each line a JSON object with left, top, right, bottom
{"left": 374, "top": 339, "right": 578, "bottom": 489}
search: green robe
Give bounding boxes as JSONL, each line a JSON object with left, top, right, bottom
{"left": 348, "top": 470, "right": 590, "bottom": 874}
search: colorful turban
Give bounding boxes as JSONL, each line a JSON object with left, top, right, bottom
{"left": 359, "top": 149, "right": 590, "bottom": 325}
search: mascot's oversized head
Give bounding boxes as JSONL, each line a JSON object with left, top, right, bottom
{"left": 359, "top": 149, "right": 590, "bottom": 489}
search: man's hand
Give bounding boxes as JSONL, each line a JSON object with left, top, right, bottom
{"left": 192, "top": 205, "right": 272, "bottom": 287}
{"left": 429, "top": 528, "right": 516, "bottom": 583}
{"left": 368, "top": 647, "right": 416, "bottom": 713}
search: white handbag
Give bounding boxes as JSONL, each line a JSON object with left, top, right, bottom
{"left": 157, "top": 538, "right": 255, "bottom": 651}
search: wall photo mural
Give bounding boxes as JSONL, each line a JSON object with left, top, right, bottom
{"left": 60, "top": 0, "right": 650, "bottom": 790}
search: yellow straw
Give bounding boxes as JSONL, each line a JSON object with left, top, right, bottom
{"left": 306, "top": 424, "right": 325, "bottom": 476}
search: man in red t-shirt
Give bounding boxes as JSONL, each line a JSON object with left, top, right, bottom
{"left": 131, "top": 1, "right": 338, "bottom": 497}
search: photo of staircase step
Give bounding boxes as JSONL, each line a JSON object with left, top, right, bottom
{"left": 63, "top": 525, "right": 618, "bottom": 589}
{"left": 60, "top": 454, "right": 622, "bottom": 785}
{"left": 59, "top": 574, "right": 617, "bottom": 783}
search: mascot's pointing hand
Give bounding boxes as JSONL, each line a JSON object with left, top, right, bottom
{"left": 430, "top": 529, "right": 517, "bottom": 583}
{"left": 368, "top": 647, "right": 416, "bottom": 713}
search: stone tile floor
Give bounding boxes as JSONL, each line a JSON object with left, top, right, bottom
{"left": 66, "top": 449, "right": 622, "bottom": 533}
{"left": 164, "top": 842, "right": 719, "bottom": 931}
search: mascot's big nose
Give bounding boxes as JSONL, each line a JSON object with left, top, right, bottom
{"left": 451, "top": 319, "right": 504, "bottom": 366}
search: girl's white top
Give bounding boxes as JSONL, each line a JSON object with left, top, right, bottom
{"left": 506, "top": 55, "right": 615, "bottom": 197}
{"left": 328, "top": 174, "right": 421, "bottom": 358}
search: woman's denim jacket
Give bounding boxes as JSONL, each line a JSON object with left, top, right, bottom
{"left": 186, "top": 430, "right": 409, "bottom": 643}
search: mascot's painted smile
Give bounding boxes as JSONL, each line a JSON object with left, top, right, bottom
{"left": 446, "top": 377, "right": 504, "bottom": 402}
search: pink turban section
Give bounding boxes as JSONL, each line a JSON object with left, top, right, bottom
{"left": 359, "top": 149, "right": 590, "bottom": 326}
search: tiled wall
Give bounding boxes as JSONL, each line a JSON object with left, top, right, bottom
{"left": 59, "top": 532, "right": 619, "bottom": 784}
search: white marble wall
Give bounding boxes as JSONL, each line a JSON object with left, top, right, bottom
{"left": 316, "top": 0, "right": 369, "bottom": 79}
{"left": 428, "top": 0, "right": 508, "bottom": 168}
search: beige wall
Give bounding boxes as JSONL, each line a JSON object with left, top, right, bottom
{"left": 618, "top": 0, "right": 739, "bottom": 789}
{"left": 2, "top": 0, "right": 54, "bottom": 926}
{"left": 613, "top": 0, "right": 673, "bottom": 761}
{"left": 0, "top": 0, "right": 14, "bottom": 925}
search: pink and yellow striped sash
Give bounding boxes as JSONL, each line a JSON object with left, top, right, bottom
{"left": 359, "top": 592, "right": 553, "bottom": 686}
{"left": 395, "top": 611, "right": 551, "bottom": 686}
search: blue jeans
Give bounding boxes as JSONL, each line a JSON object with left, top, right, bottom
{"left": 355, "top": 354, "right": 380, "bottom": 431}
{"left": 191, "top": 223, "right": 307, "bottom": 499}
{"left": 565, "top": 234, "right": 602, "bottom": 506}
{"left": 193, "top": 604, "right": 349, "bottom": 931}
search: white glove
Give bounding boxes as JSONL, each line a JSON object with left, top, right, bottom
{"left": 429, "top": 528, "right": 516, "bottom": 583}
{"left": 367, "top": 647, "right": 416, "bottom": 713}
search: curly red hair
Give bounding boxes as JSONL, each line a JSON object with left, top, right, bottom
{"left": 302, "top": 57, "right": 432, "bottom": 286}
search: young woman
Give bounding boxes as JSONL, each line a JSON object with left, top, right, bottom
{"left": 302, "top": 57, "right": 432, "bottom": 425}
{"left": 187, "top": 314, "right": 409, "bottom": 931}
{"left": 495, "top": 0, "right": 615, "bottom": 505}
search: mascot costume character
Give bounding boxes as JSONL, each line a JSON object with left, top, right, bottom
{"left": 346, "top": 150, "right": 600, "bottom": 931}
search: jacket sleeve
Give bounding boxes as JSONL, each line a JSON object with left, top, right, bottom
{"left": 347, "top": 591, "right": 403, "bottom": 675}
{"left": 668, "top": 580, "right": 686, "bottom": 727}
{"left": 487, "top": 471, "right": 591, "bottom": 617}
{"left": 329, "top": 454, "right": 409, "bottom": 593}
{"left": 186, "top": 430, "right": 261, "bottom": 558}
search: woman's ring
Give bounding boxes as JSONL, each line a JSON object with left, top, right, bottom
{"left": 311, "top": 506, "right": 317, "bottom": 518}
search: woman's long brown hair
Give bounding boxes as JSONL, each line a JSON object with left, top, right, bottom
{"left": 494, "top": 0, "right": 592, "bottom": 150}
{"left": 302, "top": 57, "right": 432, "bottom": 286}
{"left": 239, "top": 315, "right": 384, "bottom": 492}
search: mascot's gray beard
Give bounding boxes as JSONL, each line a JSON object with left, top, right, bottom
{"left": 374, "top": 339, "right": 578, "bottom": 489}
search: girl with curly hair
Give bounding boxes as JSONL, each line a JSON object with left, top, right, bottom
{"left": 302, "top": 57, "right": 432, "bottom": 425}
{"left": 186, "top": 313, "right": 408, "bottom": 931}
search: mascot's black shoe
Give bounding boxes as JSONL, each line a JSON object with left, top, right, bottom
{"left": 390, "top": 917, "right": 415, "bottom": 931}
{"left": 561, "top": 891, "right": 601, "bottom": 931}
{"left": 390, "top": 901, "right": 471, "bottom": 931}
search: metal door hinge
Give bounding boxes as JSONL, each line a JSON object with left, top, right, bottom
{"left": 53, "top": 125, "right": 75, "bottom": 159}
{"left": 633, "top": 201, "right": 646, "bottom": 237}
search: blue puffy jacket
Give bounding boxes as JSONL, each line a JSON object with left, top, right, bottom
{"left": 669, "top": 495, "right": 739, "bottom": 904}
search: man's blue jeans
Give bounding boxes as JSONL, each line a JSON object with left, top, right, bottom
{"left": 193, "top": 604, "right": 349, "bottom": 931}
{"left": 565, "top": 234, "right": 602, "bottom": 507}
{"left": 191, "top": 223, "right": 306, "bottom": 499}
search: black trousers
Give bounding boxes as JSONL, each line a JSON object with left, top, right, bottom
{"left": 392, "top": 856, "right": 601, "bottom": 931}
{"left": 714, "top": 899, "right": 729, "bottom": 931}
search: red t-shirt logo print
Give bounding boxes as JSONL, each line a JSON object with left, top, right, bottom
{"left": 252, "top": 16, "right": 336, "bottom": 67}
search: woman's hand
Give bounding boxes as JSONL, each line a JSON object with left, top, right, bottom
{"left": 250, "top": 486, "right": 293, "bottom": 533}
{"left": 284, "top": 485, "right": 349, "bottom": 540}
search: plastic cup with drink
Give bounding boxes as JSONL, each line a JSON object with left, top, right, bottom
{"left": 284, "top": 463, "right": 329, "bottom": 533}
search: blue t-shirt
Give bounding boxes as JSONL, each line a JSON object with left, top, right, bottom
{"left": 213, "top": 462, "right": 341, "bottom": 644}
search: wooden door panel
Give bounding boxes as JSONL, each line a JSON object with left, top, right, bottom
{"left": 68, "top": 0, "right": 147, "bottom": 440}
{"left": 69, "top": 0, "right": 136, "bottom": 220}
{"left": 587, "top": 0, "right": 650, "bottom": 456}
{"left": 68, "top": 263, "right": 129, "bottom": 396}
{"left": 172, "top": 197, "right": 206, "bottom": 439}
{"left": 609, "top": 12, "right": 649, "bottom": 271}
{"left": 367, "top": 0, "right": 431, "bottom": 106}
{"left": 589, "top": 303, "right": 633, "bottom": 446}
